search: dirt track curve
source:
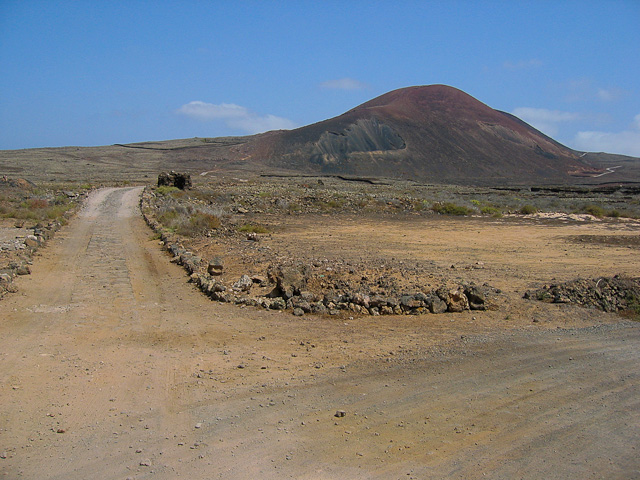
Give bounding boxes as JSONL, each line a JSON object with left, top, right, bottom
{"left": 0, "top": 187, "right": 639, "bottom": 479}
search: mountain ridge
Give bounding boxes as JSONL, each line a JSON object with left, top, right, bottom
{"left": 243, "top": 84, "right": 603, "bottom": 184}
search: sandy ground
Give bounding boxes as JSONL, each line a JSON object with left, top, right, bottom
{"left": 0, "top": 187, "right": 639, "bottom": 479}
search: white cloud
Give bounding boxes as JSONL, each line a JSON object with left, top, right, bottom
{"left": 176, "top": 101, "right": 296, "bottom": 133}
{"left": 572, "top": 114, "right": 640, "bottom": 157}
{"left": 512, "top": 107, "right": 582, "bottom": 136}
{"left": 597, "top": 87, "right": 625, "bottom": 102}
{"left": 503, "top": 59, "right": 543, "bottom": 70}
{"left": 320, "top": 78, "right": 369, "bottom": 90}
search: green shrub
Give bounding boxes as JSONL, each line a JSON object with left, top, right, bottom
{"left": 519, "top": 205, "right": 538, "bottom": 215}
{"left": 583, "top": 204, "right": 605, "bottom": 218}
{"left": 157, "top": 209, "right": 180, "bottom": 227}
{"left": 480, "top": 205, "right": 501, "bottom": 216}
{"left": 412, "top": 200, "right": 427, "bottom": 211}
{"left": 431, "top": 202, "right": 472, "bottom": 216}
{"left": 156, "top": 186, "right": 181, "bottom": 196}
{"left": 176, "top": 211, "right": 221, "bottom": 237}
{"left": 27, "top": 198, "right": 49, "bottom": 209}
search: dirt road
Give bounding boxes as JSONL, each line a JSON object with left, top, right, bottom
{"left": 1, "top": 187, "right": 638, "bottom": 479}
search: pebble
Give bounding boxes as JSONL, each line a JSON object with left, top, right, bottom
{"left": 335, "top": 410, "right": 346, "bottom": 418}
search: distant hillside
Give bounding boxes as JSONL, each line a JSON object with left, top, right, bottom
{"left": 243, "top": 85, "right": 608, "bottom": 185}
{"left": 1, "top": 84, "right": 639, "bottom": 185}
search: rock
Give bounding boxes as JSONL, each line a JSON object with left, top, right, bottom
{"left": 246, "top": 232, "right": 259, "bottom": 241}
{"left": 335, "top": 410, "right": 346, "bottom": 418}
{"left": 24, "top": 235, "right": 39, "bottom": 247}
{"left": 233, "top": 275, "right": 253, "bottom": 292}
{"left": 400, "top": 294, "right": 423, "bottom": 309}
{"left": 208, "top": 258, "right": 224, "bottom": 276}
{"left": 429, "top": 296, "right": 448, "bottom": 314}
{"left": 464, "top": 285, "right": 488, "bottom": 310}
{"left": 14, "top": 264, "right": 31, "bottom": 276}
{"left": 293, "top": 307, "right": 304, "bottom": 316}
{"left": 369, "top": 295, "right": 388, "bottom": 308}
{"left": 447, "top": 288, "right": 469, "bottom": 312}
{"left": 310, "top": 302, "right": 328, "bottom": 314}
{"left": 351, "top": 292, "right": 370, "bottom": 308}
{"left": 524, "top": 276, "right": 640, "bottom": 313}
{"left": 269, "top": 298, "right": 287, "bottom": 310}
{"left": 291, "top": 297, "right": 312, "bottom": 313}
{"left": 268, "top": 265, "right": 308, "bottom": 298}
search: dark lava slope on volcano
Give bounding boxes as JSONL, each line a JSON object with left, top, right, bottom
{"left": 247, "top": 85, "right": 603, "bottom": 184}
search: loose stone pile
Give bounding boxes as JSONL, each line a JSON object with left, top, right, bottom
{"left": 188, "top": 268, "right": 497, "bottom": 316}
{"left": 524, "top": 275, "right": 640, "bottom": 313}
{"left": 141, "top": 187, "right": 500, "bottom": 316}
{"left": 0, "top": 221, "right": 63, "bottom": 299}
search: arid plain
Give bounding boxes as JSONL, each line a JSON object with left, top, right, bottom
{"left": 0, "top": 156, "right": 639, "bottom": 479}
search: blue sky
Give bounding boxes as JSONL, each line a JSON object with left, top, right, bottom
{"left": 1, "top": 0, "right": 639, "bottom": 156}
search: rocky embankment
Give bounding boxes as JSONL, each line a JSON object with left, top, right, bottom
{"left": 141, "top": 187, "right": 500, "bottom": 316}
{"left": 0, "top": 221, "right": 64, "bottom": 299}
{"left": 524, "top": 275, "right": 640, "bottom": 314}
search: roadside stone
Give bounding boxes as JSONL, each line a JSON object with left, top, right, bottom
{"left": 429, "top": 295, "right": 448, "bottom": 314}
{"left": 447, "top": 287, "right": 469, "bottom": 312}
{"left": 269, "top": 298, "right": 286, "bottom": 310}
{"left": 233, "top": 275, "right": 253, "bottom": 292}
{"left": 208, "top": 258, "right": 224, "bottom": 276}
{"left": 14, "top": 264, "right": 31, "bottom": 276}
{"left": 464, "top": 285, "right": 488, "bottom": 310}
{"left": 268, "top": 265, "right": 308, "bottom": 298}
{"left": 25, "top": 235, "right": 39, "bottom": 247}
{"left": 524, "top": 276, "right": 640, "bottom": 313}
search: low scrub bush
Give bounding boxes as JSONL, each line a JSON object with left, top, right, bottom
{"left": 238, "top": 224, "right": 269, "bottom": 234}
{"left": 583, "top": 204, "right": 605, "bottom": 218}
{"left": 431, "top": 202, "right": 472, "bottom": 216}
{"left": 519, "top": 205, "right": 538, "bottom": 215}
{"left": 176, "top": 211, "right": 221, "bottom": 237}
{"left": 156, "top": 200, "right": 220, "bottom": 237}
{"left": 0, "top": 194, "right": 74, "bottom": 222}
{"left": 156, "top": 186, "right": 181, "bottom": 196}
{"left": 480, "top": 206, "right": 502, "bottom": 217}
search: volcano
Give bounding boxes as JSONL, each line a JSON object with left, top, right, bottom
{"left": 246, "top": 85, "right": 602, "bottom": 184}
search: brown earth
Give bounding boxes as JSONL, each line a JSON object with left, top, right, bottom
{"left": 0, "top": 187, "right": 639, "bottom": 479}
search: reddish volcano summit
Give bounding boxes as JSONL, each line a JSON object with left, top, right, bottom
{"left": 248, "top": 85, "right": 601, "bottom": 184}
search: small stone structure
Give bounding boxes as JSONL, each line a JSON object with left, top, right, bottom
{"left": 157, "top": 171, "right": 192, "bottom": 190}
